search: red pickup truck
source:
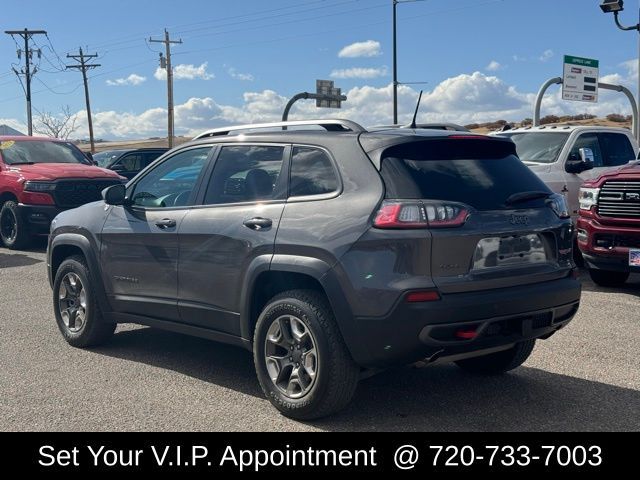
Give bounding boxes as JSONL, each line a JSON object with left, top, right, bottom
{"left": 577, "top": 162, "right": 640, "bottom": 286}
{"left": 0, "top": 136, "right": 123, "bottom": 249}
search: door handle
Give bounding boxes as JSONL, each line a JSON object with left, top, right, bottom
{"left": 155, "top": 218, "right": 177, "bottom": 229}
{"left": 243, "top": 217, "right": 272, "bottom": 230}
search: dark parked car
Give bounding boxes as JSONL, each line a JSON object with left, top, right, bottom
{"left": 93, "top": 148, "right": 169, "bottom": 179}
{"left": 47, "top": 119, "right": 581, "bottom": 419}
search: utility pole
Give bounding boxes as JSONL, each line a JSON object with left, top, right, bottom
{"left": 5, "top": 29, "right": 47, "bottom": 136}
{"left": 149, "top": 29, "right": 182, "bottom": 148}
{"left": 66, "top": 48, "right": 100, "bottom": 153}
{"left": 392, "top": 1, "right": 398, "bottom": 125}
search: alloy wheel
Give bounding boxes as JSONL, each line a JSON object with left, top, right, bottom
{"left": 264, "top": 315, "right": 318, "bottom": 399}
{"left": 58, "top": 272, "right": 87, "bottom": 333}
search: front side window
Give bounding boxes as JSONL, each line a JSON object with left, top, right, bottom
{"left": 118, "top": 154, "right": 143, "bottom": 172}
{"left": 289, "top": 147, "right": 339, "bottom": 197}
{"left": 203, "top": 145, "right": 285, "bottom": 205}
{"left": 130, "top": 147, "right": 211, "bottom": 208}
{"left": 0, "top": 140, "right": 90, "bottom": 165}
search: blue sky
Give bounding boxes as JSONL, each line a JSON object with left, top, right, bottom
{"left": 1, "top": 0, "right": 640, "bottom": 138}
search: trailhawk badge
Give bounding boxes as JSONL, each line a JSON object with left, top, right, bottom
{"left": 509, "top": 214, "right": 530, "bottom": 226}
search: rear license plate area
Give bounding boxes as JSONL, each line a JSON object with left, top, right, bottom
{"left": 473, "top": 234, "right": 547, "bottom": 270}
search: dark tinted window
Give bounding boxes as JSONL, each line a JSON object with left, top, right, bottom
{"left": 143, "top": 151, "right": 166, "bottom": 167}
{"left": 598, "top": 133, "right": 634, "bottom": 166}
{"left": 118, "top": 154, "right": 143, "bottom": 172}
{"left": 204, "top": 145, "right": 285, "bottom": 205}
{"left": 380, "top": 139, "right": 550, "bottom": 210}
{"left": 290, "top": 147, "right": 339, "bottom": 197}
{"left": 569, "top": 133, "right": 603, "bottom": 167}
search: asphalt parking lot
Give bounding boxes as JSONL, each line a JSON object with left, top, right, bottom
{"left": 1, "top": 239, "right": 639, "bottom": 432}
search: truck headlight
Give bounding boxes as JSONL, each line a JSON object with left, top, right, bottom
{"left": 579, "top": 187, "right": 599, "bottom": 211}
{"left": 24, "top": 181, "right": 56, "bottom": 192}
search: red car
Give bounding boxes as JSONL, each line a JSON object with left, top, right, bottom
{"left": 577, "top": 162, "right": 640, "bottom": 286}
{"left": 0, "top": 136, "right": 124, "bottom": 249}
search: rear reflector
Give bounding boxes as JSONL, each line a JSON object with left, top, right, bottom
{"left": 455, "top": 328, "right": 478, "bottom": 340}
{"left": 405, "top": 290, "right": 441, "bottom": 303}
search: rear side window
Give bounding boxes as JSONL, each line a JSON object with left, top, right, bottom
{"left": 203, "top": 145, "right": 286, "bottom": 205}
{"left": 289, "top": 147, "right": 339, "bottom": 197}
{"left": 598, "top": 133, "right": 634, "bottom": 166}
{"left": 380, "top": 139, "right": 550, "bottom": 211}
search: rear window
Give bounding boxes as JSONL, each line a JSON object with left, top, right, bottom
{"left": 380, "top": 139, "right": 551, "bottom": 210}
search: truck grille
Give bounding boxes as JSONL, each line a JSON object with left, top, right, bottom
{"left": 597, "top": 181, "right": 640, "bottom": 218}
{"left": 52, "top": 180, "right": 121, "bottom": 208}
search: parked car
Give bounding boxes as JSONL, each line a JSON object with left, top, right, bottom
{"left": 0, "top": 136, "right": 124, "bottom": 249}
{"left": 494, "top": 125, "right": 639, "bottom": 218}
{"left": 47, "top": 119, "right": 581, "bottom": 419}
{"left": 577, "top": 161, "right": 640, "bottom": 286}
{"left": 93, "top": 148, "right": 169, "bottom": 179}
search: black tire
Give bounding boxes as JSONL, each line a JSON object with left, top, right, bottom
{"left": 589, "top": 269, "right": 629, "bottom": 287}
{"left": 53, "top": 255, "right": 115, "bottom": 348}
{"left": 0, "top": 200, "right": 31, "bottom": 250}
{"left": 455, "top": 340, "right": 536, "bottom": 375}
{"left": 253, "top": 289, "right": 359, "bottom": 420}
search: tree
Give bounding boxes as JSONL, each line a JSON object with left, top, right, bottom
{"left": 34, "top": 106, "right": 78, "bottom": 139}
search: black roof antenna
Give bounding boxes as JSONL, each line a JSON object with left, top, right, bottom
{"left": 409, "top": 90, "right": 423, "bottom": 129}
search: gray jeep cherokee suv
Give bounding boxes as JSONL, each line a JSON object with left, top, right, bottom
{"left": 47, "top": 119, "right": 581, "bottom": 419}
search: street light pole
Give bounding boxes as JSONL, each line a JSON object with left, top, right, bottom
{"left": 393, "top": 0, "right": 398, "bottom": 124}
{"left": 601, "top": 1, "right": 640, "bottom": 142}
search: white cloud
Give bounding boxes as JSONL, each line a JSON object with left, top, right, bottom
{"left": 486, "top": 60, "right": 502, "bottom": 72}
{"left": 512, "top": 54, "right": 527, "bottom": 62}
{"left": 227, "top": 67, "right": 254, "bottom": 81}
{"left": 330, "top": 66, "right": 388, "bottom": 79}
{"left": 154, "top": 62, "right": 215, "bottom": 81}
{"left": 539, "top": 49, "right": 554, "bottom": 62}
{"left": 338, "top": 40, "right": 381, "bottom": 58}
{"left": 106, "top": 74, "right": 147, "bottom": 86}
{"left": 10, "top": 60, "right": 637, "bottom": 140}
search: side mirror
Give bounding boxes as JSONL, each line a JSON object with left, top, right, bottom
{"left": 566, "top": 148, "right": 594, "bottom": 173}
{"left": 102, "top": 184, "right": 127, "bottom": 206}
{"left": 85, "top": 152, "right": 95, "bottom": 164}
{"left": 110, "top": 163, "right": 124, "bottom": 172}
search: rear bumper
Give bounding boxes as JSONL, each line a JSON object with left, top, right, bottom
{"left": 577, "top": 216, "right": 640, "bottom": 273}
{"left": 349, "top": 274, "right": 581, "bottom": 368}
{"left": 17, "top": 203, "right": 63, "bottom": 235}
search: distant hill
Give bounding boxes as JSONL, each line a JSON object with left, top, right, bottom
{"left": 468, "top": 115, "right": 633, "bottom": 134}
{"left": 0, "top": 125, "right": 25, "bottom": 136}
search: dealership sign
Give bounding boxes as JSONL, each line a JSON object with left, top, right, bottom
{"left": 562, "top": 55, "right": 599, "bottom": 103}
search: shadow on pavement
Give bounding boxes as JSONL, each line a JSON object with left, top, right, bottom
{"left": 578, "top": 271, "right": 640, "bottom": 296}
{"left": 95, "top": 326, "right": 640, "bottom": 432}
{"left": 0, "top": 252, "right": 43, "bottom": 269}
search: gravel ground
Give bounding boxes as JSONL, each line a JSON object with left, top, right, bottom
{"left": 1, "top": 241, "right": 639, "bottom": 431}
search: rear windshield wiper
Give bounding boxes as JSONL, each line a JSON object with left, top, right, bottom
{"left": 6, "top": 161, "right": 35, "bottom": 165}
{"left": 505, "top": 191, "right": 551, "bottom": 205}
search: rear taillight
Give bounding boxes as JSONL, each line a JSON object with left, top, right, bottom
{"left": 374, "top": 200, "right": 469, "bottom": 229}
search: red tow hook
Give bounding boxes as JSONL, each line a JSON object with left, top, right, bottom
{"left": 455, "top": 328, "right": 478, "bottom": 340}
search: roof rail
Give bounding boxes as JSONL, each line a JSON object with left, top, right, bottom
{"left": 192, "top": 119, "right": 367, "bottom": 140}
